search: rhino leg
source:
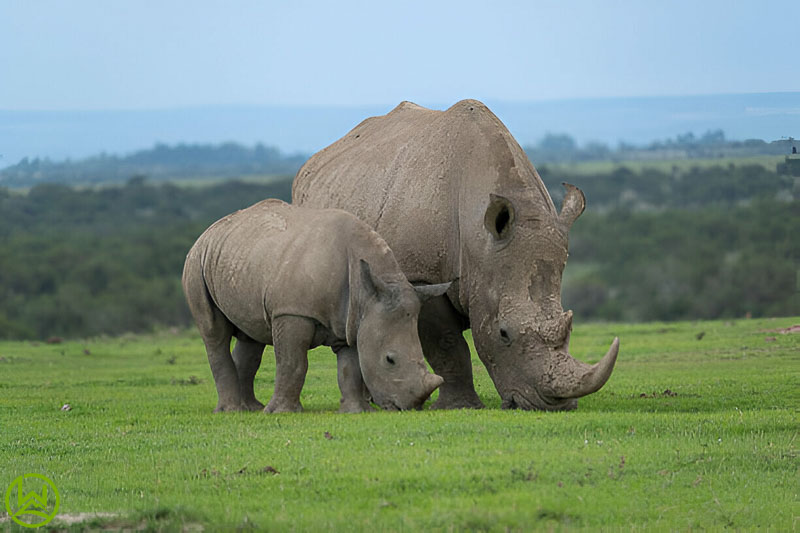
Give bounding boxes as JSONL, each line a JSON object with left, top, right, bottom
{"left": 334, "top": 345, "right": 375, "bottom": 413}
{"left": 418, "top": 296, "right": 485, "bottom": 410}
{"left": 232, "top": 336, "right": 266, "bottom": 411}
{"left": 202, "top": 323, "right": 247, "bottom": 412}
{"left": 264, "top": 315, "right": 313, "bottom": 413}
{"left": 183, "top": 262, "right": 247, "bottom": 412}
{"left": 206, "top": 337, "right": 246, "bottom": 412}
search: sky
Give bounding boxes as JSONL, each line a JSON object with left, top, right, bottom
{"left": 2, "top": 0, "right": 799, "bottom": 111}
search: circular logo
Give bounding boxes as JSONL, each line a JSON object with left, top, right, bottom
{"left": 4, "top": 474, "right": 60, "bottom": 528}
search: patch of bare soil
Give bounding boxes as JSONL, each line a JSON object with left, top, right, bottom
{"left": 0, "top": 513, "right": 119, "bottom": 526}
{"left": 53, "top": 512, "right": 120, "bottom": 525}
{"left": 761, "top": 324, "right": 800, "bottom": 334}
{"left": 637, "top": 389, "right": 678, "bottom": 399}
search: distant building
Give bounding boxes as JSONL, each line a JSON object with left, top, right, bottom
{"left": 778, "top": 138, "right": 800, "bottom": 176}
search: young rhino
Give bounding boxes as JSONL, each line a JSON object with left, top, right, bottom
{"left": 182, "top": 199, "right": 447, "bottom": 413}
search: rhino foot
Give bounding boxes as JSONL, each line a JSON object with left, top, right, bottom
{"left": 264, "top": 398, "right": 303, "bottom": 413}
{"left": 213, "top": 401, "right": 249, "bottom": 413}
{"left": 338, "top": 399, "right": 375, "bottom": 413}
{"left": 430, "top": 390, "right": 485, "bottom": 410}
{"left": 243, "top": 399, "right": 265, "bottom": 411}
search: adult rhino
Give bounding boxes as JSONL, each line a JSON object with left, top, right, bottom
{"left": 293, "top": 99, "right": 619, "bottom": 411}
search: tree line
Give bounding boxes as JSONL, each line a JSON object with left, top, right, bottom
{"left": 0, "top": 178, "right": 291, "bottom": 339}
{"left": 2, "top": 134, "right": 797, "bottom": 188}
{"left": 0, "top": 143, "right": 307, "bottom": 187}
{"left": 0, "top": 163, "right": 797, "bottom": 340}
{"left": 525, "top": 132, "right": 797, "bottom": 164}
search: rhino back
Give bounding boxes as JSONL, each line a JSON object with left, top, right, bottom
{"left": 194, "top": 200, "right": 352, "bottom": 342}
{"left": 293, "top": 100, "right": 555, "bottom": 291}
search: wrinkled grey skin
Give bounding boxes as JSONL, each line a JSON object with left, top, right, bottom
{"left": 182, "top": 199, "right": 446, "bottom": 413}
{"left": 293, "top": 100, "right": 619, "bottom": 411}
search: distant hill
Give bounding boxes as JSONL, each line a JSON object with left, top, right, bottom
{"left": 0, "top": 143, "right": 306, "bottom": 187}
{"left": 1, "top": 92, "right": 798, "bottom": 170}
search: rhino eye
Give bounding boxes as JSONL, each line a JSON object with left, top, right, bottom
{"left": 386, "top": 354, "right": 396, "bottom": 365}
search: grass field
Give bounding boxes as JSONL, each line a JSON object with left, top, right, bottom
{"left": 1, "top": 318, "right": 798, "bottom": 531}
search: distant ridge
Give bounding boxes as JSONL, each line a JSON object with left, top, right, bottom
{"left": 1, "top": 92, "right": 798, "bottom": 169}
{"left": 0, "top": 142, "right": 306, "bottom": 187}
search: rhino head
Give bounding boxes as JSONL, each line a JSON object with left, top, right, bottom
{"left": 349, "top": 260, "right": 448, "bottom": 410}
{"left": 467, "top": 183, "right": 619, "bottom": 411}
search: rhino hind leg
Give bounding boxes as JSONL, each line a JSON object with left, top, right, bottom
{"left": 232, "top": 335, "right": 266, "bottom": 411}
{"left": 264, "top": 315, "right": 314, "bottom": 414}
{"left": 183, "top": 260, "right": 247, "bottom": 413}
{"left": 206, "top": 335, "right": 248, "bottom": 412}
{"left": 334, "top": 345, "right": 375, "bottom": 413}
{"left": 418, "top": 296, "right": 485, "bottom": 410}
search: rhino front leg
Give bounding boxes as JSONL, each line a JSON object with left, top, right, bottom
{"left": 232, "top": 336, "right": 266, "bottom": 411}
{"left": 334, "top": 345, "right": 375, "bottom": 413}
{"left": 264, "top": 315, "right": 314, "bottom": 413}
{"left": 418, "top": 295, "right": 485, "bottom": 410}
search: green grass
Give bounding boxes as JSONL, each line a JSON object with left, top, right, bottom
{"left": 1, "top": 318, "right": 798, "bottom": 531}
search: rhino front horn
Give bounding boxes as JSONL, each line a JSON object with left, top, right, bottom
{"left": 424, "top": 373, "right": 445, "bottom": 397}
{"left": 559, "top": 337, "right": 620, "bottom": 399}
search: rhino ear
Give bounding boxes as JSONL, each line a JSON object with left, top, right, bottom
{"left": 559, "top": 183, "right": 585, "bottom": 227}
{"left": 358, "top": 259, "right": 392, "bottom": 301}
{"left": 484, "top": 194, "right": 516, "bottom": 241}
{"left": 414, "top": 282, "right": 452, "bottom": 303}
{"left": 346, "top": 259, "right": 388, "bottom": 346}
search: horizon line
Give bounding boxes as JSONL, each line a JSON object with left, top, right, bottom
{"left": 2, "top": 90, "right": 799, "bottom": 114}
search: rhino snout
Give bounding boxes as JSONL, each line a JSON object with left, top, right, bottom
{"left": 382, "top": 371, "right": 444, "bottom": 411}
{"left": 476, "top": 310, "right": 620, "bottom": 410}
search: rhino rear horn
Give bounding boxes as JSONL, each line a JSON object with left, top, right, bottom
{"left": 414, "top": 282, "right": 452, "bottom": 303}
{"left": 559, "top": 183, "right": 585, "bottom": 227}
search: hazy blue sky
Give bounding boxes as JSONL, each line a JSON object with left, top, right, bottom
{"left": 2, "top": 0, "right": 798, "bottom": 110}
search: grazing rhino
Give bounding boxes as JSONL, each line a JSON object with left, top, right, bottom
{"left": 182, "top": 199, "right": 447, "bottom": 413}
{"left": 293, "top": 100, "right": 619, "bottom": 411}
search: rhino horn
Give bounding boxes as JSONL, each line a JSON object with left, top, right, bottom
{"left": 424, "top": 373, "right": 444, "bottom": 395}
{"left": 414, "top": 282, "right": 453, "bottom": 303}
{"left": 559, "top": 183, "right": 586, "bottom": 227}
{"left": 550, "top": 337, "right": 620, "bottom": 399}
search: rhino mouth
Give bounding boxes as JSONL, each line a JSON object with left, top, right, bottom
{"left": 381, "top": 402, "right": 400, "bottom": 412}
{"left": 378, "top": 397, "right": 426, "bottom": 411}
{"left": 500, "top": 389, "right": 578, "bottom": 412}
{"left": 372, "top": 395, "right": 401, "bottom": 411}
